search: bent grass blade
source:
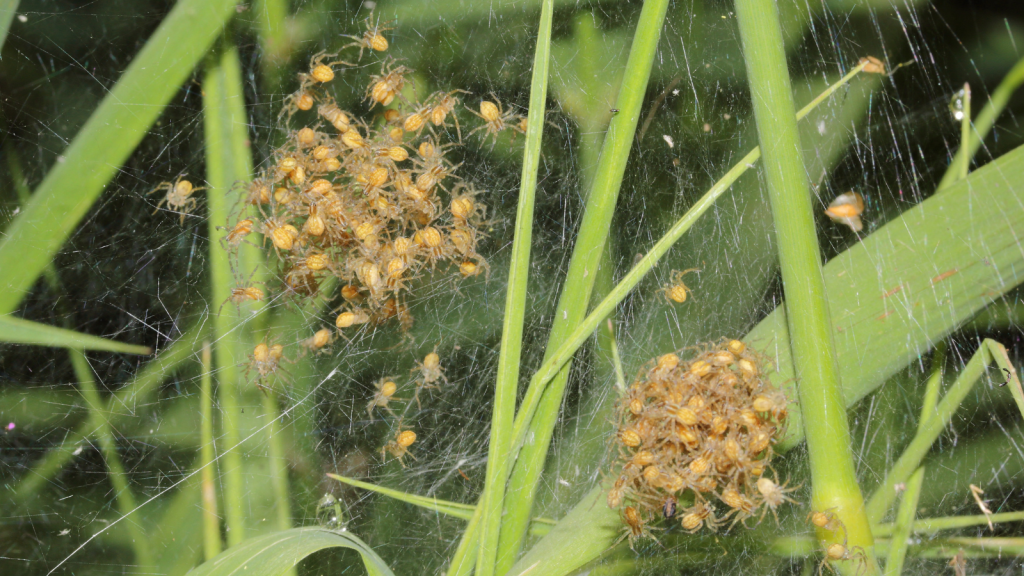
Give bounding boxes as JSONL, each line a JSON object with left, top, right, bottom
{"left": 185, "top": 527, "right": 396, "bottom": 576}
{"left": 0, "top": 315, "right": 152, "bottom": 354}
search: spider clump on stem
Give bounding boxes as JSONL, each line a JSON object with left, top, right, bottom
{"left": 608, "top": 339, "right": 795, "bottom": 543}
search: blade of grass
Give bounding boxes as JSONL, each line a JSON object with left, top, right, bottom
{"left": 203, "top": 37, "right": 258, "bottom": 547}
{"left": 0, "top": 315, "right": 151, "bottom": 354}
{"left": 866, "top": 339, "right": 1018, "bottom": 522}
{"left": 200, "top": 342, "right": 222, "bottom": 560}
{"left": 469, "top": 2, "right": 554, "bottom": 576}
{"left": 13, "top": 321, "right": 204, "bottom": 502}
{"left": 187, "top": 527, "right": 396, "bottom": 576}
{"left": 0, "top": 0, "right": 239, "bottom": 315}
{"left": 937, "top": 55, "right": 1024, "bottom": 191}
{"left": 884, "top": 340, "right": 946, "bottom": 575}
{"left": 885, "top": 467, "right": 924, "bottom": 576}
{"left": 0, "top": 0, "right": 19, "bottom": 54}
{"left": 874, "top": 510, "right": 1024, "bottom": 537}
{"left": 68, "top": 350, "right": 155, "bottom": 569}
{"left": 982, "top": 339, "right": 1024, "bottom": 420}
{"left": 734, "top": 1, "right": 877, "bottom": 571}
{"left": 326, "top": 473, "right": 557, "bottom": 534}
{"left": 497, "top": 0, "right": 668, "bottom": 569}
{"left": 504, "top": 62, "right": 873, "bottom": 463}
{"left": 264, "top": 389, "right": 292, "bottom": 533}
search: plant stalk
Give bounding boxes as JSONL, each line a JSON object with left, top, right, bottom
{"left": 200, "top": 342, "right": 223, "bottom": 560}
{"left": 471, "top": 1, "right": 554, "bottom": 575}
{"left": 496, "top": 0, "right": 668, "bottom": 570}
{"left": 734, "top": 0, "right": 877, "bottom": 573}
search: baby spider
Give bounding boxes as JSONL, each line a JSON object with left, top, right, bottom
{"left": 303, "top": 51, "right": 353, "bottom": 88}
{"left": 381, "top": 424, "right": 417, "bottom": 467}
{"left": 755, "top": 476, "right": 800, "bottom": 524}
{"left": 342, "top": 16, "right": 394, "bottom": 60}
{"left": 248, "top": 341, "right": 286, "bottom": 393}
{"left": 615, "top": 506, "right": 659, "bottom": 551}
{"left": 222, "top": 218, "right": 254, "bottom": 249}
{"left": 680, "top": 500, "right": 722, "bottom": 533}
{"left": 661, "top": 268, "right": 700, "bottom": 304}
{"left": 150, "top": 176, "right": 204, "bottom": 224}
{"left": 366, "top": 377, "right": 404, "bottom": 419}
{"left": 807, "top": 508, "right": 845, "bottom": 537}
{"left": 818, "top": 541, "right": 868, "bottom": 576}
{"left": 366, "top": 58, "right": 411, "bottom": 108}
{"left": 467, "top": 97, "right": 525, "bottom": 148}
{"left": 410, "top": 345, "right": 448, "bottom": 408}
{"left": 218, "top": 285, "right": 265, "bottom": 315}
{"left": 427, "top": 89, "right": 470, "bottom": 141}
{"left": 303, "top": 327, "right": 335, "bottom": 354}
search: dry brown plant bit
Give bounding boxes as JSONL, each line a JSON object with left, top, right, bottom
{"left": 608, "top": 339, "right": 796, "bottom": 537}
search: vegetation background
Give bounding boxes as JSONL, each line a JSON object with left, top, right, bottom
{"left": 1, "top": 0, "right": 1024, "bottom": 575}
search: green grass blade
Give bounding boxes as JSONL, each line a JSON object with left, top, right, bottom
{"left": 200, "top": 342, "right": 222, "bottom": 560}
{"left": 884, "top": 467, "right": 925, "bottom": 576}
{"left": 186, "top": 527, "right": 395, "bottom": 576}
{"left": 874, "top": 510, "right": 1024, "bottom": 537}
{"left": 735, "top": 0, "right": 876, "bottom": 569}
{"left": 937, "top": 55, "right": 1024, "bottom": 191}
{"left": 981, "top": 339, "right": 1024, "bottom": 420}
{"left": 13, "top": 321, "right": 204, "bottom": 502}
{"left": 68, "top": 350, "right": 155, "bottom": 568}
{"left": 510, "top": 144, "right": 1024, "bottom": 576}
{"left": 865, "top": 342, "right": 996, "bottom": 522}
{"left": 496, "top": 2, "right": 669, "bottom": 570}
{"left": 329, "top": 473, "right": 477, "bottom": 519}
{"left": 0, "top": 0, "right": 239, "bottom": 315}
{"left": 506, "top": 485, "right": 614, "bottom": 576}
{"left": 203, "top": 38, "right": 257, "bottom": 546}
{"left": 0, "top": 315, "right": 151, "bottom": 354}
{"left": 0, "top": 0, "right": 19, "bottom": 50}
{"left": 472, "top": 2, "right": 554, "bottom": 576}
{"left": 327, "top": 473, "right": 557, "bottom": 534}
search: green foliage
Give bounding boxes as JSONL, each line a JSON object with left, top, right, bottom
{"left": 4, "top": 2, "right": 1024, "bottom": 576}
{"left": 0, "top": 315, "right": 150, "bottom": 353}
{"left": 186, "top": 528, "right": 395, "bottom": 576}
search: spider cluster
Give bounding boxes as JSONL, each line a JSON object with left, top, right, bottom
{"left": 608, "top": 339, "right": 795, "bottom": 547}
{"left": 219, "top": 23, "right": 523, "bottom": 338}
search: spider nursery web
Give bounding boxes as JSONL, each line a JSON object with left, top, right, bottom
{"left": 1, "top": 1, "right": 1023, "bottom": 576}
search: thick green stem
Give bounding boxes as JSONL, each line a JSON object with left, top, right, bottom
{"left": 495, "top": 1, "right": 668, "bottom": 570}
{"left": 471, "top": 2, "right": 554, "bottom": 575}
{"left": 70, "top": 351, "right": 154, "bottom": 569}
{"left": 734, "top": 0, "right": 876, "bottom": 572}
